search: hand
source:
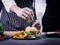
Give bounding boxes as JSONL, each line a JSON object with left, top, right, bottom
{"left": 11, "top": 6, "right": 34, "bottom": 22}
{"left": 32, "top": 22, "right": 41, "bottom": 34}
{"left": 32, "top": 19, "right": 41, "bottom": 30}
{"left": 18, "top": 7, "right": 34, "bottom": 22}
{"left": 34, "top": 23, "right": 41, "bottom": 30}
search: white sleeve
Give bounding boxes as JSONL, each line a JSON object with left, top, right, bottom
{"left": 2, "top": 0, "right": 16, "bottom": 12}
{"left": 35, "top": 0, "right": 46, "bottom": 15}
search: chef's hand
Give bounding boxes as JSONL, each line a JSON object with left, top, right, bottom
{"left": 34, "top": 23, "right": 41, "bottom": 30}
{"left": 10, "top": 5, "right": 34, "bottom": 22}
{"left": 34, "top": 22, "right": 41, "bottom": 34}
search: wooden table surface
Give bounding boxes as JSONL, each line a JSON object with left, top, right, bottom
{"left": 4, "top": 31, "right": 19, "bottom": 36}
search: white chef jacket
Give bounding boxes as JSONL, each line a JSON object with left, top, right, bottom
{"left": 1, "top": 0, "right": 47, "bottom": 34}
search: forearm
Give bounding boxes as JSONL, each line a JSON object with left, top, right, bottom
{"left": 2, "top": 0, "right": 16, "bottom": 12}
{"left": 35, "top": 0, "right": 46, "bottom": 18}
{"left": 10, "top": 5, "right": 21, "bottom": 14}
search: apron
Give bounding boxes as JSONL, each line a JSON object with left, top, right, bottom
{"left": 0, "top": 0, "right": 3, "bottom": 12}
{"left": 0, "top": 0, "right": 37, "bottom": 31}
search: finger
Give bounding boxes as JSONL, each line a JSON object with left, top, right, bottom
{"left": 22, "top": 13, "right": 30, "bottom": 22}
{"left": 23, "top": 10, "right": 33, "bottom": 21}
{"left": 25, "top": 9, "right": 34, "bottom": 17}
{"left": 23, "top": 7, "right": 34, "bottom": 17}
{"left": 22, "top": 14, "right": 32, "bottom": 22}
{"left": 22, "top": 14, "right": 28, "bottom": 21}
{"left": 22, "top": 12, "right": 28, "bottom": 17}
{"left": 20, "top": 15, "right": 26, "bottom": 20}
{"left": 24, "top": 7, "right": 32, "bottom": 12}
{"left": 22, "top": 13, "right": 32, "bottom": 22}
{"left": 34, "top": 23, "right": 41, "bottom": 30}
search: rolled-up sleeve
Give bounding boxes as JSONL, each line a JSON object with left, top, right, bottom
{"left": 35, "top": 0, "right": 46, "bottom": 15}
{"left": 2, "top": 0, "right": 16, "bottom": 12}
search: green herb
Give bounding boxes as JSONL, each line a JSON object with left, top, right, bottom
{"left": 0, "top": 23, "right": 4, "bottom": 35}
{"left": 25, "top": 32, "right": 32, "bottom": 35}
{"left": 35, "top": 34, "right": 39, "bottom": 38}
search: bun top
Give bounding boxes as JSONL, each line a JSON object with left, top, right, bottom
{"left": 25, "top": 27, "right": 38, "bottom": 32}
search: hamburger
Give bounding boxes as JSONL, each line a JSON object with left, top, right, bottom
{"left": 25, "top": 27, "right": 39, "bottom": 38}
